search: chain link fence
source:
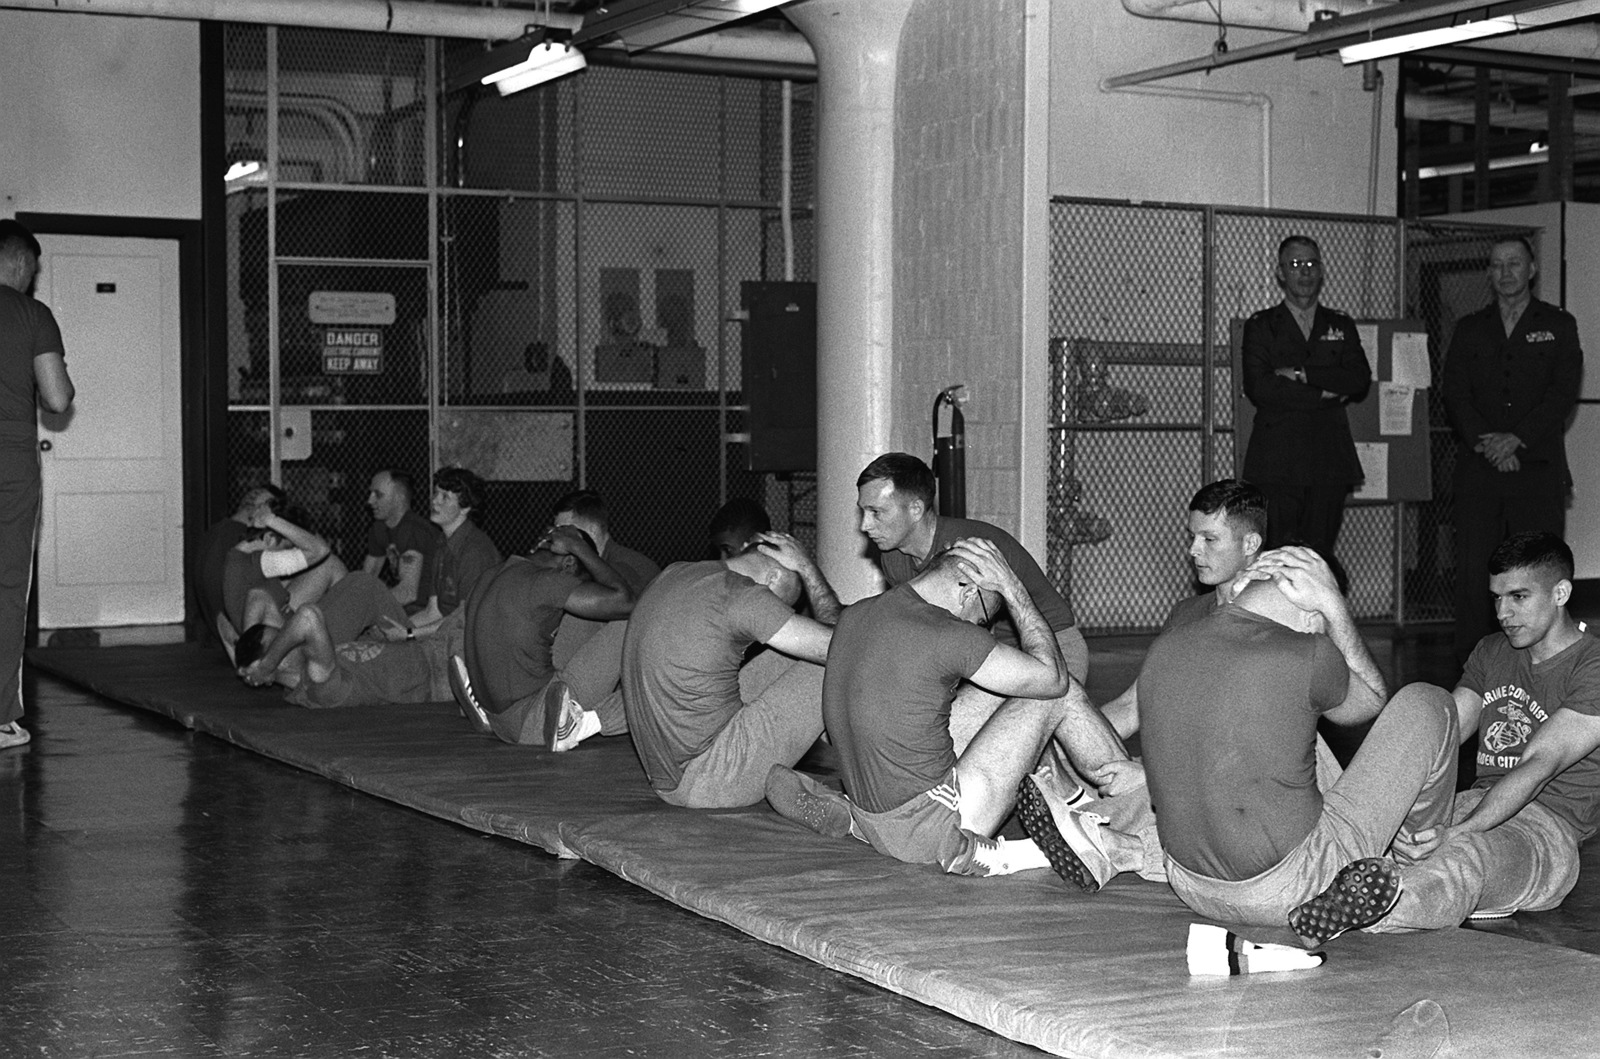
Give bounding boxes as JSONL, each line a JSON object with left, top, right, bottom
{"left": 1049, "top": 198, "right": 1531, "bottom": 633}
{"left": 225, "top": 25, "right": 816, "bottom": 572}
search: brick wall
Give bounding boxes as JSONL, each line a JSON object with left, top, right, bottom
{"left": 893, "top": 0, "right": 1028, "bottom": 533}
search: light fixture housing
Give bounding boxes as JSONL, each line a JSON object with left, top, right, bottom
{"left": 483, "top": 39, "right": 588, "bottom": 95}
{"left": 1295, "top": 0, "right": 1600, "bottom": 65}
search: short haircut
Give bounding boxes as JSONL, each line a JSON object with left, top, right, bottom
{"left": 0, "top": 219, "right": 41, "bottom": 262}
{"left": 1490, "top": 235, "right": 1537, "bottom": 263}
{"left": 240, "top": 482, "right": 286, "bottom": 513}
{"left": 376, "top": 469, "right": 415, "bottom": 506}
{"left": 1189, "top": 479, "right": 1268, "bottom": 539}
{"left": 856, "top": 452, "right": 936, "bottom": 509}
{"left": 552, "top": 489, "right": 609, "bottom": 530}
{"left": 234, "top": 623, "right": 275, "bottom": 671}
{"left": 1278, "top": 234, "right": 1320, "bottom": 260}
{"left": 1489, "top": 531, "right": 1573, "bottom": 582}
{"left": 709, "top": 497, "right": 770, "bottom": 541}
{"left": 433, "top": 466, "right": 486, "bottom": 513}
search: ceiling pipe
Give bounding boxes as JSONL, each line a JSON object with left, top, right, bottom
{"left": 0, "top": 0, "right": 818, "bottom": 69}
{"left": 0, "top": 0, "right": 580, "bottom": 38}
{"left": 1122, "top": 0, "right": 1395, "bottom": 34}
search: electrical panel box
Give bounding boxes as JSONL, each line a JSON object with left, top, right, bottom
{"left": 740, "top": 281, "right": 816, "bottom": 472}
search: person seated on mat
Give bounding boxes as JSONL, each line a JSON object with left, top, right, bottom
{"left": 538, "top": 489, "right": 663, "bottom": 749}
{"left": 408, "top": 466, "right": 502, "bottom": 632}
{"left": 765, "top": 537, "right": 1143, "bottom": 879}
{"left": 363, "top": 468, "right": 444, "bottom": 616}
{"left": 708, "top": 497, "right": 771, "bottom": 560}
{"left": 1137, "top": 545, "right": 1464, "bottom": 948}
{"left": 220, "top": 506, "right": 343, "bottom": 659}
{"left": 235, "top": 584, "right": 452, "bottom": 710}
{"left": 621, "top": 531, "right": 839, "bottom": 809}
{"left": 194, "top": 482, "right": 284, "bottom": 652}
{"left": 1099, "top": 478, "right": 1266, "bottom": 740}
{"left": 449, "top": 524, "right": 636, "bottom": 748}
{"left": 1347, "top": 531, "right": 1600, "bottom": 933}
{"left": 856, "top": 452, "right": 1085, "bottom": 754}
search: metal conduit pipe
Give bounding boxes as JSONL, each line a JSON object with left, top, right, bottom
{"left": 0, "top": 0, "right": 579, "bottom": 38}
{"left": 0, "top": 0, "right": 820, "bottom": 69}
{"left": 1122, "top": 0, "right": 1393, "bottom": 33}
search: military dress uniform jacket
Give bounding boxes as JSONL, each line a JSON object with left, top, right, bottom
{"left": 1441, "top": 297, "right": 1582, "bottom": 473}
{"left": 1241, "top": 303, "right": 1372, "bottom": 487}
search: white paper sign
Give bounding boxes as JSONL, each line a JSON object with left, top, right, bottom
{"left": 1354, "top": 442, "right": 1389, "bottom": 500}
{"left": 1357, "top": 323, "right": 1380, "bottom": 378}
{"left": 1379, "top": 382, "right": 1414, "bottom": 436}
{"left": 1390, "top": 331, "right": 1431, "bottom": 389}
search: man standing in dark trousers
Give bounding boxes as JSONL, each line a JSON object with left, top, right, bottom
{"left": 1241, "top": 235, "right": 1371, "bottom": 556}
{"left": 0, "top": 220, "right": 75, "bottom": 750}
{"left": 1442, "top": 236, "right": 1582, "bottom": 667}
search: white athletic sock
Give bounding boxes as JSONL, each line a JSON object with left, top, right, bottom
{"left": 575, "top": 709, "right": 602, "bottom": 743}
{"left": 1186, "top": 923, "right": 1326, "bottom": 976}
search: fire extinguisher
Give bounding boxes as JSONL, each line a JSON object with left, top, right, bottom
{"left": 932, "top": 384, "right": 966, "bottom": 518}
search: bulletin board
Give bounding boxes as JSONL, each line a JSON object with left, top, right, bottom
{"left": 1231, "top": 318, "right": 1433, "bottom": 502}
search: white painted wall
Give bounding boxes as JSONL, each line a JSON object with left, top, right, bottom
{"left": 1051, "top": 5, "right": 1396, "bottom": 214}
{"left": 0, "top": 10, "right": 200, "bottom": 221}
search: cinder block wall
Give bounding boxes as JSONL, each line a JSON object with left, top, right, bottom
{"left": 893, "top": 0, "right": 1028, "bottom": 533}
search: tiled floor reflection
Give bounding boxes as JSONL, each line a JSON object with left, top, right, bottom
{"left": 1, "top": 674, "right": 1042, "bottom": 1058}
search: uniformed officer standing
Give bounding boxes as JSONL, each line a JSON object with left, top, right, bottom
{"left": 1442, "top": 236, "right": 1582, "bottom": 666}
{"left": 1241, "top": 235, "right": 1372, "bottom": 557}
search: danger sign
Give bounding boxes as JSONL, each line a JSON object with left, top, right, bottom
{"left": 323, "top": 329, "right": 384, "bottom": 374}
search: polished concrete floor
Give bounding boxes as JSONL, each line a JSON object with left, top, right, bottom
{"left": 5, "top": 630, "right": 1600, "bottom": 1057}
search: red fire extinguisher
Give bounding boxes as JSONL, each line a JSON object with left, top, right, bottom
{"left": 932, "top": 384, "right": 966, "bottom": 518}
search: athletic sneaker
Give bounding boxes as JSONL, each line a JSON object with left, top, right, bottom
{"left": 1288, "top": 857, "right": 1401, "bottom": 948}
{"left": 541, "top": 679, "right": 598, "bottom": 752}
{"left": 1467, "top": 908, "right": 1517, "bottom": 922}
{"left": 1015, "top": 774, "right": 1113, "bottom": 892}
{"left": 447, "top": 655, "right": 492, "bottom": 735}
{"left": 765, "top": 764, "right": 853, "bottom": 838}
{"left": 0, "top": 721, "right": 29, "bottom": 749}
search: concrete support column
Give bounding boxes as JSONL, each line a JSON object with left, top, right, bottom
{"left": 788, "top": 0, "right": 914, "bottom": 603}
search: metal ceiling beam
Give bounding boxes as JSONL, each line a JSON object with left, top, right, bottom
{"left": 0, "top": 0, "right": 581, "bottom": 38}
{"left": 1411, "top": 44, "right": 1600, "bottom": 77}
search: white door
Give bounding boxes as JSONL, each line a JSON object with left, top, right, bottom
{"left": 33, "top": 234, "right": 184, "bottom": 628}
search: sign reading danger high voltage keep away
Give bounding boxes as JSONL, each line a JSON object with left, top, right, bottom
{"left": 322, "top": 329, "right": 384, "bottom": 374}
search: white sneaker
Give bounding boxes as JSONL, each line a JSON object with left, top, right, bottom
{"left": 0, "top": 721, "right": 29, "bottom": 749}
{"left": 542, "top": 680, "right": 599, "bottom": 752}
{"left": 447, "top": 655, "right": 492, "bottom": 735}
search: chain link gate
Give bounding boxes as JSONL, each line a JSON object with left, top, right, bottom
{"left": 225, "top": 25, "right": 816, "bottom": 573}
{"left": 1049, "top": 197, "right": 1532, "bottom": 633}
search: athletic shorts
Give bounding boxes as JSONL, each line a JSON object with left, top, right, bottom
{"left": 849, "top": 769, "right": 986, "bottom": 875}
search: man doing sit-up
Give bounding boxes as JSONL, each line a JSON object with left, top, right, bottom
{"left": 452, "top": 524, "right": 635, "bottom": 746}
{"left": 768, "top": 538, "right": 1141, "bottom": 879}
{"left": 622, "top": 532, "right": 839, "bottom": 809}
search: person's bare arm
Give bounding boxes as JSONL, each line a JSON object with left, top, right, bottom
{"left": 361, "top": 555, "right": 384, "bottom": 577}
{"left": 549, "top": 525, "right": 634, "bottom": 621}
{"left": 34, "top": 352, "right": 73, "bottom": 413}
{"left": 1251, "top": 546, "right": 1386, "bottom": 725}
{"left": 240, "top": 604, "right": 336, "bottom": 688}
{"left": 390, "top": 549, "right": 424, "bottom": 606}
{"left": 755, "top": 532, "right": 841, "bottom": 624}
{"left": 1453, "top": 684, "right": 1485, "bottom": 747}
{"left": 1100, "top": 682, "right": 1140, "bottom": 740}
{"left": 765, "top": 613, "right": 832, "bottom": 664}
{"left": 955, "top": 538, "right": 1068, "bottom": 701}
{"left": 256, "top": 512, "right": 331, "bottom": 572}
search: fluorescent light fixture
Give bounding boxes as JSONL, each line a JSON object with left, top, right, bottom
{"left": 1332, "top": 0, "right": 1600, "bottom": 64}
{"left": 1411, "top": 144, "right": 1548, "bottom": 179}
{"left": 482, "top": 39, "right": 587, "bottom": 95}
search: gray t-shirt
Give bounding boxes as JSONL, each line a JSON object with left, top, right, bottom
{"left": 621, "top": 561, "right": 794, "bottom": 791}
{"left": 1462, "top": 628, "right": 1600, "bottom": 840}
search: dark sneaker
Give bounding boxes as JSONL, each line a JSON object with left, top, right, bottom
{"left": 1289, "top": 857, "right": 1401, "bottom": 948}
{"left": 765, "top": 764, "right": 853, "bottom": 838}
{"left": 448, "top": 655, "right": 492, "bottom": 735}
{"left": 1015, "top": 775, "right": 1113, "bottom": 893}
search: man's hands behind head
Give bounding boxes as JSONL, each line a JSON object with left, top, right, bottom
{"left": 753, "top": 531, "right": 815, "bottom": 572}
{"left": 1242, "top": 546, "right": 1346, "bottom": 622}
